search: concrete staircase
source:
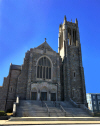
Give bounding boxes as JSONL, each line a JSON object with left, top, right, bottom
{"left": 45, "top": 101, "right": 64, "bottom": 117}
{"left": 16, "top": 100, "right": 48, "bottom": 117}
{"left": 16, "top": 100, "right": 91, "bottom": 117}
{"left": 59, "top": 101, "right": 91, "bottom": 117}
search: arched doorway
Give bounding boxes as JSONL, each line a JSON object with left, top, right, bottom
{"left": 41, "top": 86, "right": 47, "bottom": 101}
{"left": 51, "top": 88, "right": 56, "bottom": 101}
{"left": 31, "top": 88, "right": 37, "bottom": 100}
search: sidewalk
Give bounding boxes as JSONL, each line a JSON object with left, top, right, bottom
{"left": 1, "top": 117, "right": 100, "bottom": 125}
{"left": 1, "top": 120, "right": 100, "bottom": 125}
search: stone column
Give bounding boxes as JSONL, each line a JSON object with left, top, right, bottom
{"left": 38, "top": 92, "right": 40, "bottom": 101}
{"left": 49, "top": 93, "right": 51, "bottom": 101}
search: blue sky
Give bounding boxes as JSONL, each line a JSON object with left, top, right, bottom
{"left": 0, "top": 0, "right": 100, "bottom": 93}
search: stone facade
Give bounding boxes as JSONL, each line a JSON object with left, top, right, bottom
{"left": 0, "top": 16, "right": 87, "bottom": 111}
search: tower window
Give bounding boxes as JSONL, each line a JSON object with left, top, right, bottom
{"left": 74, "top": 72, "right": 75, "bottom": 77}
{"left": 68, "top": 39, "right": 69, "bottom": 45}
{"left": 70, "top": 29, "right": 71, "bottom": 35}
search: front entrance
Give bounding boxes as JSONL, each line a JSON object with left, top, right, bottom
{"left": 51, "top": 93, "right": 56, "bottom": 101}
{"left": 41, "top": 92, "right": 47, "bottom": 101}
{"left": 31, "top": 92, "right": 37, "bottom": 100}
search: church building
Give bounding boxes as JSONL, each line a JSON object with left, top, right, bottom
{"left": 0, "top": 16, "right": 87, "bottom": 111}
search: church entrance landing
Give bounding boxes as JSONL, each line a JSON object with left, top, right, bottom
{"left": 41, "top": 92, "right": 47, "bottom": 101}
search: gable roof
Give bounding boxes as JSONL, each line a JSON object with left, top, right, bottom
{"left": 11, "top": 64, "right": 21, "bottom": 70}
{"left": 36, "top": 41, "right": 54, "bottom": 52}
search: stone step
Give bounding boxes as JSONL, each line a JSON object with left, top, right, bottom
{"left": 16, "top": 100, "right": 91, "bottom": 117}
{"left": 9, "top": 117, "right": 100, "bottom": 121}
{"left": 16, "top": 112, "right": 49, "bottom": 117}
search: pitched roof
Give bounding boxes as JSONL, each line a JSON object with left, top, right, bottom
{"left": 36, "top": 41, "right": 54, "bottom": 52}
{"left": 11, "top": 64, "right": 21, "bottom": 70}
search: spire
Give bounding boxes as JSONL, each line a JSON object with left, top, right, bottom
{"left": 75, "top": 18, "right": 78, "bottom": 24}
{"left": 64, "top": 15, "right": 67, "bottom": 24}
{"left": 71, "top": 19, "right": 72, "bottom": 22}
{"left": 64, "top": 15, "right": 66, "bottom": 20}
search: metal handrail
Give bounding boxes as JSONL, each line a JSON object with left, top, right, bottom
{"left": 69, "top": 98, "right": 80, "bottom": 108}
{"left": 59, "top": 103, "right": 67, "bottom": 117}
{"left": 44, "top": 102, "right": 50, "bottom": 117}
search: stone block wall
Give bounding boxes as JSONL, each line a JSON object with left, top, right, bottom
{"left": 7, "top": 70, "right": 21, "bottom": 100}
{"left": 6, "top": 69, "right": 21, "bottom": 111}
{"left": 0, "top": 100, "right": 6, "bottom": 111}
{"left": 65, "top": 45, "right": 85, "bottom": 103}
{"left": 16, "top": 51, "right": 30, "bottom": 99}
{"left": 0, "top": 76, "right": 9, "bottom": 111}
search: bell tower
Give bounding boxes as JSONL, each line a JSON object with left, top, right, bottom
{"left": 59, "top": 16, "right": 87, "bottom": 106}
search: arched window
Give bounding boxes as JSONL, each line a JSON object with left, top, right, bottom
{"left": 37, "top": 57, "right": 51, "bottom": 79}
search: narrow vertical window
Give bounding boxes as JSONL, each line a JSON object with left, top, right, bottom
{"left": 70, "top": 38, "right": 71, "bottom": 45}
{"left": 43, "top": 67, "right": 45, "bottom": 79}
{"left": 73, "top": 30, "right": 74, "bottom": 42}
{"left": 70, "top": 29, "right": 71, "bottom": 35}
{"left": 40, "top": 66, "right": 42, "bottom": 78}
{"left": 46, "top": 67, "right": 48, "bottom": 79}
{"left": 37, "top": 66, "right": 39, "bottom": 78}
{"left": 68, "top": 39, "right": 69, "bottom": 45}
{"left": 74, "top": 72, "right": 75, "bottom": 77}
{"left": 75, "top": 31, "right": 76, "bottom": 46}
{"left": 49, "top": 68, "right": 51, "bottom": 79}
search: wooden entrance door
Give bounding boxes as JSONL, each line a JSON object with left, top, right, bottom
{"left": 31, "top": 92, "right": 37, "bottom": 100}
{"left": 51, "top": 93, "right": 56, "bottom": 101}
{"left": 41, "top": 92, "right": 47, "bottom": 101}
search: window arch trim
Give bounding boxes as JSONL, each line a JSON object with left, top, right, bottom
{"left": 36, "top": 55, "right": 53, "bottom": 68}
{"left": 36, "top": 55, "right": 53, "bottom": 81}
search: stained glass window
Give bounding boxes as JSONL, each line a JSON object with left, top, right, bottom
{"left": 37, "top": 57, "right": 51, "bottom": 79}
